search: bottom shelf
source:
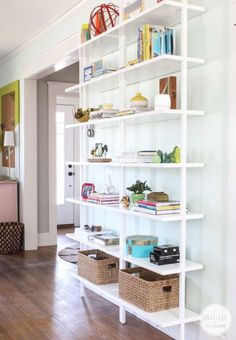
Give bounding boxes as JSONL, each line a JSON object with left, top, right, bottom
{"left": 75, "top": 275, "right": 201, "bottom": 328}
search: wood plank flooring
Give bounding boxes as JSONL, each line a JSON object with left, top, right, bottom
{"left": 0, "top": 232, "right": 173, "bottom": 340}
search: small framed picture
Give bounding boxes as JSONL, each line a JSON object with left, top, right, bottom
{"left": 81, "top": 183, "right": 95, "bottom": 199}
{"left": 84, "top": 65, "right": 92, "bottom": 82}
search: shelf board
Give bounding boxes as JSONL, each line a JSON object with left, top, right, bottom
{"left": 66, "top": 109, "right": 205, "bottom": 129}
{"left": 66, "top": 1, "right": 205, "bottom": 60}
{"left": 66, "top": 231, "right": 120, "bottom": 258}
{"left": 66, "top": 231, "right": 203, "bottom": 275}
{"left": 75, "top": 275, "right": 201, "bottom": 328}
{"left": 66, "top": 198, "right": 204, "bottom": 222}
{"left": 124, "top": 255, "right": 203, "bottom": 275}
{"left": 65, "top": 161, "right": 204, "bottom": 168}
{"left": 65, "top": 55, "right": 205, "bottom": 94}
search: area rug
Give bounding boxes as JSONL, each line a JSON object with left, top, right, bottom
{"left": 58, "top": 245, "right": 80, "bottom": 264}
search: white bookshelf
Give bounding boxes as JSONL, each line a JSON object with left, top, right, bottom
{"left": 65, "top": 1, "right": 205, "bottom": 339}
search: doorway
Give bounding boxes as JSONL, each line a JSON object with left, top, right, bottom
{"left": 56, "top": 102, "right": 75, "bottom": 229}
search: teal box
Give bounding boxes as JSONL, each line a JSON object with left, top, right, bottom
{"left": 126, "top": 235, "right": 158, "bottom": 258}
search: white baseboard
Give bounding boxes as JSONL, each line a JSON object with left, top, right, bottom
{"left": 38, "top": 232, "right": 57, "bottom": 247}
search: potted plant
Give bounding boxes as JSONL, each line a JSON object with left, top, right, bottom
{"left": 126, "top": 180, "right": 151, "bottom": 204}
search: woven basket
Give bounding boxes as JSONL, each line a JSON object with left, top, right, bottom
{"left": 78, "top": 249, "right": 119, "bottom": 285}
{"left": 119, "top": 267, "right": 179, "bottom": 312}
{"left": 0, "top": 222, "right": 24, "bottom": 254}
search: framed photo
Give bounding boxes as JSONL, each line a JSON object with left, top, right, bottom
{"left": 81, "top": 183, "right": 95, "bottom": 199}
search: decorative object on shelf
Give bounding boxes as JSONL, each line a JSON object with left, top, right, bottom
{"left": 73, "top": 107, "right": 98, "bottom": 123}
{"left": 93, "top": 234, "right": 119, "bottom": 246}
{"left": 81, "top": 183, "right": 95, "bottom": 199}
{"left": 162, "top": 146, "right": 181, "bottom": 163}
{"left": 150, "top": 244, "right": 180, "bottom": 266}
{"left": 147, "top": 191, "right": 169, "bottom": 202}
{"left": 124, "top": 0, "right": 143, "bottom": 20}
{"left": 137, "top": 25, "right": 174, "bottom": 63}
{"left": 89, "top": 143, "right": 112, "bottom": 162}
{"left": 78, "top": 249, "right": 119, "bottom": 284}
{"left": 89, "top": 59, "right": 118, "bottom": 78}
{"left": 81, "top": 23, "right": 91, "bottom": 43}
{"left": 126, "top": 180, "right": 151, "bottom": 203}
{"left": 120, "top": 195, "right": 130, "bottom": 208}
{"left": 119, "top": 267, "right": 179, "bottom": 312}
{"left": 84, "top": 224, "right": 102, "bottom": 232}
{"left": 130, "top": 92, "right": 148, "bottom": 109}
{"left": 159, "top": 76, "right": 177, "bottom": 109}
{"left": 87, "top": 125, "right": 95, "bottom": 138}
{"left": 89, "top": 3, "right": 119, "bottom": 37}
{"left": 84, "top": 65, "right": 93, "bottom": 82}
{"left": 104, "top": 174, "right": 115, "bottom": 194}
{"left": 126, "top": 235, "right": 158, "bottom": 258}
{"left": 154, "top": 94, "right": 171, "bottom": 112}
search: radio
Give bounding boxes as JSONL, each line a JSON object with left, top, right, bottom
{"left": 150, "top": 244, "right": 180, "bottom": 265}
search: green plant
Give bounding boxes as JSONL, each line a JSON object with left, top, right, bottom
{"left": 126, "top": 180, "right": 151, "bottom": 194}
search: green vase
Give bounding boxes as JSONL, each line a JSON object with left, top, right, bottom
{"left": 131, "top": 193, "right": 145, "bottom": 204}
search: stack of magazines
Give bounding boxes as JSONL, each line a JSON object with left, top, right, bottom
{"left": 90, "top": 108, "right": 119, "bottom": 119}
{"left": 134, "top": 200, "right": 184, "bottom": 215}
{"left": 87, "top": 193, "right": 120, "bottom": 206}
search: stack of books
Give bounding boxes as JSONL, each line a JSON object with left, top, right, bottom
{"left": 116, "top": 152, "right": 153, "bottom": 163}
{"left": 90, "top": 108, "right": 119, "bottom": 119}
{"left": 87, "top": 193, "right": 120, "bottom": 206}
{"left": 137, "top": 24, "right": 174, "bottom": 62}
{"left": 134, "top": 200, "right": 183, "bottom": 215}
{"left": 138, "top": 150, "right": 157, "bottom": 162}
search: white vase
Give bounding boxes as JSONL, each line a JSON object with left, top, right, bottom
{"left": 155, "top": 94, "right": 171, "bottom": 112}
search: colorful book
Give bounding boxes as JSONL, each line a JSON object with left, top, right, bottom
{"left": 133, "top": 207, "right": 157, "bottom": 215}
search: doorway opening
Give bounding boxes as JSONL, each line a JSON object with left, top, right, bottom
{"left": 36, "top": 62, "right": 80, "bottom": 247}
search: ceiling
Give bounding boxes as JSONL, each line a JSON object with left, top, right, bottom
{"left": 0, "top": 0, "right": 82, "bottom": 60}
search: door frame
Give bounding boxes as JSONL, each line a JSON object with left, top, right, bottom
{"left": 43, "top": 81, "right": 78, "bottom": 246}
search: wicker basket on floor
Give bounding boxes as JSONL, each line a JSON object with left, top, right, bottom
{"left": 0, "top": 222, "right": 24, "bottom": 254}
{"left": 78, "top": 249, "right": 119, "bottom": 285}
{"left": 119, "top": 267, "right": 179, "bottom": 312}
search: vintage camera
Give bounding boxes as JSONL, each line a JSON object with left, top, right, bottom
{"left": 150, "top": 244, "right": 180, "bottom": 265}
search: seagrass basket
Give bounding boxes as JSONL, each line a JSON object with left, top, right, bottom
{"left": 0, "top": 222, "right": 24, "bottom": 254}
{"left": 78, "top": 249, "right": 119, "bottom": 285}
{"left": 119, "top": 267, "right": 179, "bottom": 312}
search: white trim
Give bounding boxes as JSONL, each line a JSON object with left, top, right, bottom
{"left": 46, "top": 81, "right": 79, "bottom": 247}
{"left": 20, "top": 79, "right": 38, "bottom": 250}
{"left": 0, "top": 0, "right": 88, "bottom": 65}
{"left": 38, "top": 232, "right": 57, "bottom": 247}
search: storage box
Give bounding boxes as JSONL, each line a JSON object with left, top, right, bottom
{"left": 119, "top": 267, "right": 179, "bottom": 312}
{"left": 126, "top": 235, "right": 158, "bottom": 258}
{"left": 78, "top": 249, "right": 119, "bottom": 285}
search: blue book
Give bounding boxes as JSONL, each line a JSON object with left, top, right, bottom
{"left": 136, "top": 204, "right": 156, "bottom": 211}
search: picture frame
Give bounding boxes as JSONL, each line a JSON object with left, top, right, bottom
{"left": 81, "top": 183, "right": 95, "bottom": 199}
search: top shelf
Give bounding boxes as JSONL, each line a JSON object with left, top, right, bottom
{"left": 67, "top": 1, "right": 205, "bottom": 59}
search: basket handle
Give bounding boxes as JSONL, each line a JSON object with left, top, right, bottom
{"left": 108, "top": 263, "right": 117, "bottom": 269}
{"left": 163, "top": 285, "right": 172, "bottom": 293}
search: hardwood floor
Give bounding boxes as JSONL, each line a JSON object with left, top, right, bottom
{"left": 0, "top": 231, "right": 173, "bottom": 340}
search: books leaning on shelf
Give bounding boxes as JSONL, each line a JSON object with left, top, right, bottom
{"left": 137, "top": 25, "right": 174, "bottom": 63}
{"left": 134, "top": 200, "right": 187, "bottom": 215}
{"left": 87, "top": 193, "right": 120, "bottom": 206}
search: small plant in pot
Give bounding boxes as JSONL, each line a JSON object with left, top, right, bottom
{"left": 126, "top": 180, "right": 152, "bottom": 204}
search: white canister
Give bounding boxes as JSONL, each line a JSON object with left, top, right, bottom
{"left": 154, "top": 94, "right": 171, "bottom": 112}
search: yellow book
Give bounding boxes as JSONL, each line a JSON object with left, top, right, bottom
{"left": 145, "top": 24, "right": 151, "bottom": 60}
{"left": 157, "top": 205, "right": 181, "bottom": 211}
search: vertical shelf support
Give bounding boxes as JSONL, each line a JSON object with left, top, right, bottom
{"left": 180, "top": 0, "right": 188, "bottom": 339}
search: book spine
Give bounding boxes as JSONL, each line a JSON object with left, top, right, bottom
{"left": 134, "top": 207, "right": 156, "bottom": 215}
{"left": 136, "top": 204, "right": 156, "bottom": 210}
